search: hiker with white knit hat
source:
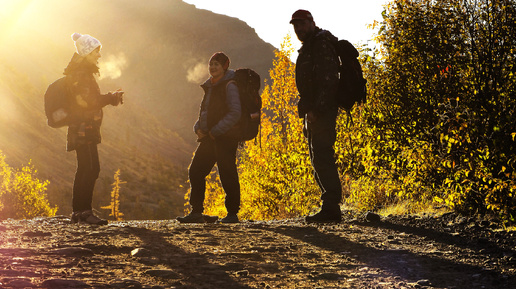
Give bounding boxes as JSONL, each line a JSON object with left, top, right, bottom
{"left": 61, "top": 32, "right": 124, "bottom": 225}
{"left": 72, "top": 33, "right": 102, "bottom": 56}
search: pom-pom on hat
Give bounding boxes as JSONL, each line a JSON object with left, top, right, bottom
{"left": 72, "top": 33, "right": 102, "bottom": 56}
{"left": 209, "top": 52, "right": 230, "bottom": 70}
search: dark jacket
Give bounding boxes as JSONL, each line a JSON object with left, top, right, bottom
{"left": 63, "top": 53, "right": 118, "bottom": 151}
{"left": 195, "top": 70, "right": 242, "bottom": 140}
{"left": 295, "top": 27, "right": 340, "bottom": 118}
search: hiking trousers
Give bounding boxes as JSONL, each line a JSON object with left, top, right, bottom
{"left": 304, "top": 108, "right": 342, "bottom": 208}
{"left": 73, "top": 143, "right": 100, "bottom": 212}
{"left": 188, "top": 137, "right": 240, "bottom": 215}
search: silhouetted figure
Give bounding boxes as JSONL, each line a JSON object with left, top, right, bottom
{"left": 290, "top": 10, "right": 342, "bottom": 223}
{"left": 63, "top": 33, "right": 124, "bottom": 225}
{"left": 177, "top": 52, "right": 241, "bottom": 224}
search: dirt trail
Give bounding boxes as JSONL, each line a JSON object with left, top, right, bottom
{"left": 0, "top": 213, "right": 515, "bottom": 288}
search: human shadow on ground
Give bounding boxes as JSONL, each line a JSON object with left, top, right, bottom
{"left": 261, "top": 223, "right": 515, "bottom": 289}
{"left": 357, "top": 219, "right": 516, "bottom": 257}
{"left": 129, "top": 224, "right": 253, "bottom": 289}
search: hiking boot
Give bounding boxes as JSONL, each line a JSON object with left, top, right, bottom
{"left": 365, "top": 211, "right": 381, "bottom": 223}
{"left": 305, "top": 209, "right": 342, "bottom": 223}
{"left": 176, "top": 212, "right": 205, "bottom": 223}
{"left": 203, "top": 214, "right": 219, "bottom": 223}
{"left": 70, "top": 211, "right": 80, "bottom": 224}
{"left": 217, "top": 213, "right": 239, "bottom": 224}
{"left": 78, "top": 210, "right": 108, "bottom": 225}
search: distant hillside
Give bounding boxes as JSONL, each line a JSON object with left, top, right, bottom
{"left": 0, "top": 0, "right": 275, "bottom": 219}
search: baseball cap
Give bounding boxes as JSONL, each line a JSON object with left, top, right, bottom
{"left": 289, "top": 9, "right": 314, "bottom": 24}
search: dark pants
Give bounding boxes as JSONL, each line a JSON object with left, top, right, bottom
{"left": 188, "top": 137, "right": 240, "bottom": 214}
{"left": 73, "top": 143, "right": 100, "bottom": 212}
{"left": 304, "top": 108, "right": 342, "bottom": 209}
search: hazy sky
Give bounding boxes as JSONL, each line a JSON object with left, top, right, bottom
{"left": 183, "top": 0, "right": 389, "bottom": 51}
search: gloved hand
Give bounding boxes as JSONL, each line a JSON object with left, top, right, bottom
{"left": 109, "top": 89, "right": 124, "bottom": 106}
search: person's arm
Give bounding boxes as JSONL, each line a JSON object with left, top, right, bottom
{"left": 209, "top": 81, "right": 241, "bottom": 138}
{"left": 72, "top": 74, "right": 122, "bottom": 109}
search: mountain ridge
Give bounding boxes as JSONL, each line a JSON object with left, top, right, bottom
{"left": 0, "top": 0, "right": 276, "bottom": 218}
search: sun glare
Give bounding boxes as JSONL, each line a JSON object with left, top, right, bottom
{"left": 0, "top": 87, "right": 18, "bottom": 122}
{"left": 0, "top": 1, "right": 35, "bottom": 42}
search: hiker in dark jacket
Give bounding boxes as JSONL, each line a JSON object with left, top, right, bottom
{"left": 177, "top": 52, "right": 242, "bottom": 224}
{"left": 290, "top": 10, "right": 342, "bottom": 223}
{"left": 64, "top": 33, "right": 123, "bottom": 225}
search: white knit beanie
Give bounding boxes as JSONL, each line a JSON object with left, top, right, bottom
{"left": 71, "top": 33, "right": 102, "bottom": 56}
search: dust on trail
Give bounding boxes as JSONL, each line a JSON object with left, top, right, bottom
{"left": 0, "top": 213, "right": 515, "bottom": 288}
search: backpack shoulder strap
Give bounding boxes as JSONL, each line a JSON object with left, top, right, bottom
{"left": 226, "top": 79, "right": 237, "bottom": 88}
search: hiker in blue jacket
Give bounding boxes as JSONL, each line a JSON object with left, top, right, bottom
{"left": 177, "top": 52, "right": 242, "bottom": 224}
{"left": 64, "top": 33, "right": 123, "bottom": 225}
{"left": 290, "top": 10, "right": 343, "bottom": 223}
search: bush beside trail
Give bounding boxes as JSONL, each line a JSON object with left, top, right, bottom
{"left": 198, "top": 0, "right": 516, "bottom": 223}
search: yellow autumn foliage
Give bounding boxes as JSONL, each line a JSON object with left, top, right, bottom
{"left": 0, "top": 150, "right": 57, "bottom": 219}
{"left": 101, "top": 169, "right": 126, "bottom": 221}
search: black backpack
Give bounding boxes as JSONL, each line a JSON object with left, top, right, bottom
{"left": 233, "top": 68, "right": 262, "bottom": 141}
{"left": 44, "top": 77, "right": 73, "bottom": 128}
{"left": 334, "top": 40, "right": 367, "bottom": 110}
